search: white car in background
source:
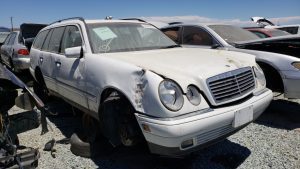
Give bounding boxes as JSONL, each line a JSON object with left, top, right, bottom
{"left": 161, "top": 23, "right": 300, "bottom": 99}
{"left": 30, "top": 17, "right": 272, "bottom": 156}
{"left": 251, "top": 16, "right": 300, "bottom": 35}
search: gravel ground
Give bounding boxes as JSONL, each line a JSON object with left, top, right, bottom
{"left": 9, "top": 93, "right": 299, "bottom": 169}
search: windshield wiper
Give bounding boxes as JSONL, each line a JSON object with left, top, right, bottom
{"left": 161, "top": 44, "right": 181, "bottom": 49}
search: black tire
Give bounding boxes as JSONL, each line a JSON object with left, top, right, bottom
{"left": 9, "top": 58, "right": 15, "bottom": 72}
{"left": 70, "top": 133, "right": 91, "bottom": 158}
{"left": 100, "top": 95, "right": 143, "bottom": 147}
{"left": 258, "top": 62, "right": 284, "bottom": 93}
{"left": 33, "top": 81, "right": 49, "bottom": 102}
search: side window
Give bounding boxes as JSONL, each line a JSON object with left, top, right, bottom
{"left": 32, "top": 30, "right": 49, "bottom": 50}
{"left": 48, "top": 27, "right": 66, "bottom": 53}
{"left": 61, "top": 26, "right": 82, "bottom": 53}
{"left": 161, "top": 27, "right": 180, "bottom": 43}
{"left": 3, "top": 34, "right": 11, "bottom": 45}
{"left": 8, "top": 33, "right": 16, "bottom": 45}
{"left": 182, "top": 26, "right": 214, "bottom": 46}
{"left": 42, "top": 29, "right": 53, "bottom": 51}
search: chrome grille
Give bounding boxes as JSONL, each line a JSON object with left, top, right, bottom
{"left": 196, "top": 125, "right": 235, "bottom": 145}
{"left": 207, "top": 67, "right": 255, "bottom": 104}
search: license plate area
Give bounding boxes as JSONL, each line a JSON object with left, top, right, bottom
{"left": 232, "top": 105, "right": 253, "bottom": 128}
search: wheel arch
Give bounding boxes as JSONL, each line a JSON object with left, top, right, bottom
{"left": 98, "top": 86, "right": 137, "bottom": 113}
{"left": 256, "top": 61, "right": 285, "bottom": 93}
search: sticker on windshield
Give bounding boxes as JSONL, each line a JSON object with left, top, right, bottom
{"left": 93, "top": 27, "right": 117, "bottom": 40}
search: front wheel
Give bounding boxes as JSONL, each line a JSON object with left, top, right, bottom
{"left": 100, "top": 95, "right": 143, "bottom": 147}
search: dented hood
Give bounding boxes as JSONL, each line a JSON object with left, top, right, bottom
{"left": 103, "top": 48, "right": 256, "bottom": 91}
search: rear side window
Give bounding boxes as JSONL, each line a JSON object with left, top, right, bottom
{"left": 8, "top": 33, "right": 16, "bottom": 45}
{"left": 61, "top": 26, "right": 82, "bottom": 53}
{"left": 3, "top": 34, "right": 11, "bottom": 45}
{"left": 48, "top": 27, "right": 66, "bottom": 53}
{"left": 32, "top": 30, "right": 49, "bottom": 49}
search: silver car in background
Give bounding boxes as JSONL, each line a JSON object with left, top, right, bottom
{"left": 1, "top": 31, "right": 30, "bottom": 72}
{"left": 0, "top": 23, "right": 46, "bottom": 72}
{"left": 161, "top": 23, "right": 300, "bottom": 99}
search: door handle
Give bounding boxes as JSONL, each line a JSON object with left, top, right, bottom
{"left": 39, "top": 57, "right": 43, "bottom": 63}
{"left": 55, "top": 61, "right": 61, "bottom": 67}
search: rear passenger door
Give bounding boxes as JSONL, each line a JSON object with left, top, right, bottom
{"left": 55, "top": 25, "right": 88, "bottom": 108}
{"left": 37, "top": 29, "right": 59, "bottom": 92}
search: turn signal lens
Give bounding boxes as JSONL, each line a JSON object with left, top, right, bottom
{"left": 18, "top": 49, "right": 29, "bottom": 55}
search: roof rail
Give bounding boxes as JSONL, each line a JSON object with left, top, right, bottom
{"left": 49, "top": 17, "right": 85, "bottom": 25}
{"left": 168, "top": 22, "right": 183, "bottom": 25}
{"left": 121, "top": 18, "right": 147, "bottom": 23}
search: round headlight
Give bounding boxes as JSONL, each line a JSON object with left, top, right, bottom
{"left": 186, "top": 86, "right": 201, "bottom": 106}
{"left": 159, "top": 80, "right": 184, "bottom": 111}
{"left": 253, "top": 65, "right": 266, "bottom": 87}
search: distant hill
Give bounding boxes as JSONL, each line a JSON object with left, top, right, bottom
{"left": 0, "top": 27, "right": 10, "bottom": 32}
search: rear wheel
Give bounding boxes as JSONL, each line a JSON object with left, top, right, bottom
{"left": 33, "top": 69, "right": 49, "bottom": 102}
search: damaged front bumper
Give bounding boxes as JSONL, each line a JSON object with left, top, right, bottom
{"left": 135, "top": 89, "right": 272, "bottom": 156}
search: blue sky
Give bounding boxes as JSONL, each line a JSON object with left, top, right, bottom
{"left": 1, "top": 0, "right": 300, "bottom": 27}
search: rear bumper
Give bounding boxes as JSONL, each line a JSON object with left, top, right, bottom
{"left": 12, "top": 57, "right": 30, "bottom": 70}
{"left": 135, "top": 89, "right": 272, "bottom": 156}
{"left": 282, "top": 70, "right": 300, "bottom": 99}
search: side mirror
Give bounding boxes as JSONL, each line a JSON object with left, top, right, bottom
{"left": 65, "top": 46, "right": 83, "bottom": 58}
{"left": 15, "top": 92, "right": 35, "bottom": 110}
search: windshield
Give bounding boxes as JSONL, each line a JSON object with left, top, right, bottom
{"left": 0, "top": 32, "right": 9, "bottom": 43}
{"left": 87, "top": 22, "right": 177, "bottom": 53}
{"left": 208, "top": 25, "right": 259, "bottom": 44}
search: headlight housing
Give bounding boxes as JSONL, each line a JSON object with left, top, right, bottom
{"left": 253, "top": 64, "right": 266, "bottom": 87}
{"left": 186, "top": 85, "right": 201, "bottom": 106}
{"left": 292, "top": 62, "right": 300, "bottom": 70}
{"left": 159, "top": 79, "right": 184, "bottom": 111}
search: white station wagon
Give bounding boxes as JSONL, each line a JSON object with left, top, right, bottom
{"left": 30, "top": 18, "right": 272, "bottom": 156}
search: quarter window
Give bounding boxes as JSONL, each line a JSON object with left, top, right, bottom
{"left": 42, "top": 29, "right": 53, "bottom": 51}
{"left": 32, "top": 30, "right": 49, "bottom": 49}
{"left": 61, "top": 26, "right": 82, "bottom": 53}
{"left": 182, "top": 26, "right": 213, "bottom": 46}
{"left": 48, "top": 27, "right": 66, "bottom": 53}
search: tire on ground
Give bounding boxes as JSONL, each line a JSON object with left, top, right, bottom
{"left": 70, "top": 133, "right": 91, "bottom": 158}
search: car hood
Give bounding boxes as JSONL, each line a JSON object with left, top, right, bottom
{"left": 103, "top": 48, "right": 256, "bottom": 91}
